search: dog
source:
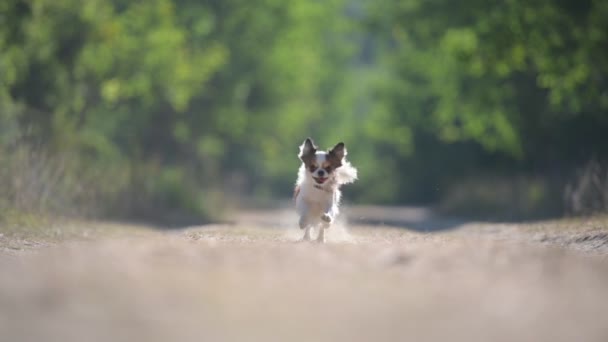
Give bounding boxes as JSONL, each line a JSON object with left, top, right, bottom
{"left": 294, "top": 137, "right": 358, "bottom": 242}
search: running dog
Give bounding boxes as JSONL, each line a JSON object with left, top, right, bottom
{"left": 293, "top": 138, "right": 358, "bottom": 242}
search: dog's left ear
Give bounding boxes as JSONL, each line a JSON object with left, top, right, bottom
{"left": 328, "top": 142, "right": 346, "bottom": 167}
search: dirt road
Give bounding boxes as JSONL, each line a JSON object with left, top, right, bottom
{"left": 1, "top": 206, "right": 608, "bottom": 342}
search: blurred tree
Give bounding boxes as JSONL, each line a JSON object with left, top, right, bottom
{"left": 0, "top": 0, "right": 352, "bottom": 220}
{"left": 2, "top": 0, "right": 607, "bottom": 221}
{"left": 364, "top": 0, "right": 608, "bottom": 208}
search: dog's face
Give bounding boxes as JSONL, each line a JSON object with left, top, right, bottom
{"left": 299, "top": 138, "right": 346, "bottom": 185}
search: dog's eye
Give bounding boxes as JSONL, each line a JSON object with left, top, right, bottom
{"left": 309, "top": 165, "right": 318, "bottom": 172}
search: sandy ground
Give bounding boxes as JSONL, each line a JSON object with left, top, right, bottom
{"left": 1, "top": 206, "right": 608, "bottom": 342}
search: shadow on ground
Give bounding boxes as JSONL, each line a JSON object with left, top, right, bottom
{"left": 112, "top": 201, "right": 556, "bottom": 233}
{"left": 343, "top": 205, "right": 467, "bottom": 232}
{"left": 227, "top": 204, "right": 469, "bottom": 232}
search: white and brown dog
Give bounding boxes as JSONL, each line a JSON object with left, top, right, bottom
{"left": 294, "top": 138, "right": 357, "bottom": 242}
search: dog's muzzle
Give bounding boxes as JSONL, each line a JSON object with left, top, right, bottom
{"left": 313, "top": 177, "right": 328, "bottom": 184}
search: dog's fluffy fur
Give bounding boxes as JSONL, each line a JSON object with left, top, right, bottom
{"left": 294, "top": 137, "right": 357, "bottom": 242}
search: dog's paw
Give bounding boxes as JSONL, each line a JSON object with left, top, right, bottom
{"left": 321, "top": 213, "right": 332, "bottom": 223}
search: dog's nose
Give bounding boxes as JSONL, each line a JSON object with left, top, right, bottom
{"left": 318, "top": 169, "right": 325, "bottom": 177}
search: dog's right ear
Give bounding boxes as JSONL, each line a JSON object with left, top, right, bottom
{"left": 299, "top": 137, "right": 317, "bottom": 163}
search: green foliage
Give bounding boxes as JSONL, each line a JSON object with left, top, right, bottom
{"left": 364, "top": 0, "right": 608, "bottom": 208}
{"left": 0, "top": 0, "right": 353, "bottom": 220}
{"left": 1, "top": 0, "right": 607, "bottom": 221}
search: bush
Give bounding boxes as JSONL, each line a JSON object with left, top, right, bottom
{"left": 0, "top": 141, "right": 224, "bottom": 226}
{"left": 0, "top": 142, "right": 125, "bottom": 221}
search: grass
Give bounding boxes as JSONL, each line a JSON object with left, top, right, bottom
{"left": 0, "top": 210, "right": 162, "bottom": 254}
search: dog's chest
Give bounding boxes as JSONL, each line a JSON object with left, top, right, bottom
{"left": 299, "top": 184, "right": 335, "bottom": 207}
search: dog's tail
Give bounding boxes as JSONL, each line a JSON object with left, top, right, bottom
{"left": 336, "top": 161, "right": 358, "bottom": 185}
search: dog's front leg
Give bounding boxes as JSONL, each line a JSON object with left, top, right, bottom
{"left": 320, "top": 202, "right": 336, "bottom": 226}
{"left": 299, "top": 215, "right": 313, "bottom": 241}
{"left": 317, "top": 204, "right": 336, "bottom": 243}
{"left": 316, "top": 225, "right": 326, "bottom": 243}
{"left": 317, "top": 214, "right": 330, "bottom": 243}
{"left": 297, "top": 199, "right": 313, "bottom": 241}
{"left": 302, "top": 226, "right": 312, "bottom": 241}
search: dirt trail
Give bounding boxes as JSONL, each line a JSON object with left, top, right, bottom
{"left": 1, "top": 206, "right": 608, "bottom": 342}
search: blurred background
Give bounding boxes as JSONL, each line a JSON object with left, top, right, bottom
{"left": 1, "top": 0, "right": 607, "bottom": 225}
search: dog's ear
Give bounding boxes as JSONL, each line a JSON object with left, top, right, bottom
{"left": 299, "top": 137, "right": 317, "bottom": 164}
{"left": 328, "top": 142, "right": 346, "bottom": 168}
